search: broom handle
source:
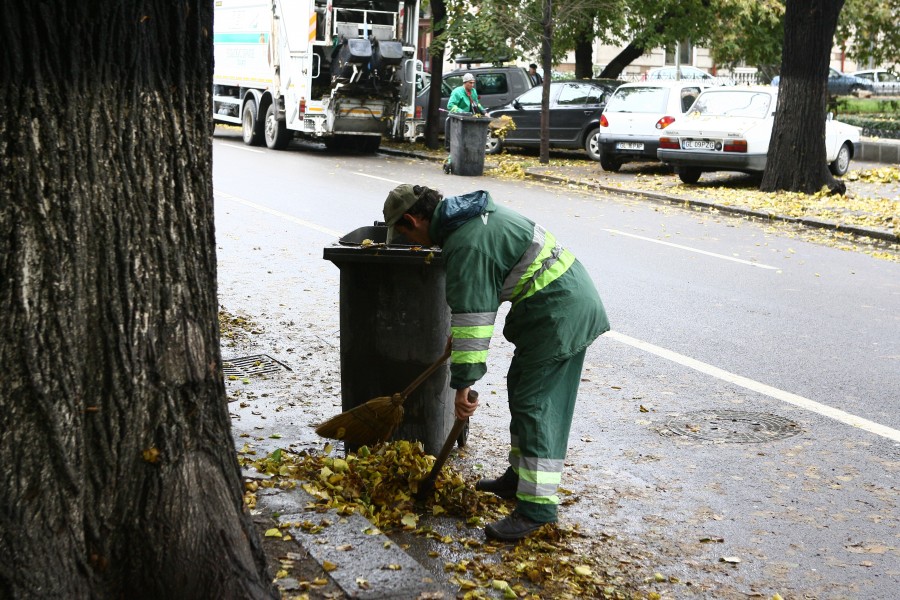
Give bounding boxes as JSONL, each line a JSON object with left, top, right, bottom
{"left": 399, "top": 343, "right": 452, "bottom": 399}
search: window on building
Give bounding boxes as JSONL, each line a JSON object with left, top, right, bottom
{"left": 665, "top": 40, "right": 693, "bottom": 66}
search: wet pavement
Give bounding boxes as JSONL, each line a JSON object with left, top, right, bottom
{"left": 216, "top": 132, "right": 900, "bottom": 599}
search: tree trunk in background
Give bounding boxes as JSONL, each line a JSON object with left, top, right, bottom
{"left": 761, "top": 0, "right": 847, "bottom": 195}
{"left": 598, "top": 42, "right": 647, "bottom": 79}
{"left": 0, "top": 2, "right": 275, "bottom": 598}
{"left": 574, "top": 33, "right": 593, "bottom": 79}
{"left": 540, "top": 0, "right": 553, "bottom": 164}
{"left": 425, "top": 0, "right": 448, "bottom": 150}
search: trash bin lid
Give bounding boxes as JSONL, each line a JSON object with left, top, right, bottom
{"left": 323, "top": 225, "right": 443, "bottom": 265}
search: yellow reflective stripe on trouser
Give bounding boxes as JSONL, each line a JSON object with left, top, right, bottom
{"left": 516, "top": 457, "right": 563, "bottom": 504}
{"left": 501, "top": 226, "right": 575, "bottom": 306}
{"left": 451, "top": 312, "right": 495, "bottom": 364}
{"left": 507, "top": 436, "right": 562, "bottom": 505}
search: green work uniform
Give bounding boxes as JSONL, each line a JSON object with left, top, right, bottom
{"left": 428, "top": 191, "right": 609, "bottom": 522}
{"left": 447, "top": 85, "right": 484, "bottom": 114}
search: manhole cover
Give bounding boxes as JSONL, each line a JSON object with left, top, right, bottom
{"left": 664, "top": 410, "right": 801, "bottom": 443}
{"left": 223, "top": 354, "right": 291, "bottom": 378}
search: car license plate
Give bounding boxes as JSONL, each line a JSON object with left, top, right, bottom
{"left": 683, "top": 140, "right": 716, "bottom": 150}
{"left": 616, "top": 142, "right": 644, "bottom": 150}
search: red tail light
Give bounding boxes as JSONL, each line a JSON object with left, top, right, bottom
{"left": 659, "top": 137, "right": 680, "bottom": 149}
{"left": 600, "top": 114, "right": 609, "bottom": 127}
{"left": 655, "top": 116, "right": 676, "bottom": 129}
{"left": 723, "top": 139, "right": 747, "bottom": 153}
{"left": 415, "top": 106, "right": 422, "bottom": 119}
{"left": 299, "top": 99, "right": 306, "bottom": 113}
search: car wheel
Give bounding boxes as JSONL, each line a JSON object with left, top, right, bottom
{"left": 241, "top": 98, "right": 263, "bottom": 146}
{"left": 829, "top": 142, "right": 852, "bottom": 176}
{"left": 677, "top": 167, "right": 702, "bottom": 184}
{"left": 485, "top": 132, "right": 503, "bottom": 155}
{"left": 584, "top": 128, "right": 601, "bottom": 161}
{"left": 264, "top": 103, "right": 291, "bottom": 150}
{"left": 599, "top": 154, "right": 621, "bottom": 172}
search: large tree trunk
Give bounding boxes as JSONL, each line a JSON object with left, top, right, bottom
{"left": 574, "top": 33, "right": 593, "bottom": 79}
{"left": 425, "top": 0, "right": 448, "bottom": 150}
{"left": 761, "top": 0, "right": 847, "bottom": 195}
{"left": 0, "top": 2, "right": 275, "bottom": 598}
{"left": 598, "top": 42, "right": 647, "bottom": 79}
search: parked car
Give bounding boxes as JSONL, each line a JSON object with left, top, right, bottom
{"left": 851, "top": 69, "right": 900, "bottom": 96}
{"left": 771, "top": 68, "right": 876, "bottom": 96}
{"left": 646, "top": 65, "right": 734, "bottom": 86}
{"left": 484, "top": 79, "right": 623, "bottom": 161}
{"left": 414, "top": 65, "right": 534, "bottom": 132}
{"left": 657, "top": 86, "right": 860, "bottom": 184}
{"left": 597, "top": 80, "right": 707, "bottom": 171}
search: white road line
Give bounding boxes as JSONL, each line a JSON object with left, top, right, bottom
{"left": 351, "top": 172, "right": 403, "bottom": 184}
{"left": 214, "top": 190, "right": 342, "bottom": 237}
{"left": 218, "top": 143, "right": 266, "bottom": 154}
{"left": 605, "top": 330, "right": 900, "bottom": 443}
{"left": 604, "top": 228, "right": 779, "bottom": 270}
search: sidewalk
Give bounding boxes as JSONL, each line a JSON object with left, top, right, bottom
{"left": 380, "top": 140, "right": 900, "bottom": 245}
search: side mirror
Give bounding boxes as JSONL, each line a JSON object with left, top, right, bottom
{"left": 513, "top": 100, "right": 522, "bottom": 110}
{"left": 826, "top": 111, "right": 834, "bottom": 121}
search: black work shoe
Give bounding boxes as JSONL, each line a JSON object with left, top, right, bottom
{"left": 475, "top": 467, "right": 518, "bottom": 499}
{"left": 484, "top": 511, "right": 548, "bottom": 542}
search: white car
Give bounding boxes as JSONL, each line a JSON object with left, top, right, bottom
{"left": 597, "top": 80, "right": 708, "bottom": 172}
{"left": 656, "top": 86, "right": 860, "bottom": 184}
{"left": 646, "top": 65, "right": 734, "bottom": 86}
{"left": 850, "top": 69, "right": 900, "bottom": 96}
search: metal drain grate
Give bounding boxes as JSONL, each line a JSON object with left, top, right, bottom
{"left": 663, "top": 410, "right": 801, "bottom": 443}
{"left": 223, "top": 354, "right": 291, "bottom": 378}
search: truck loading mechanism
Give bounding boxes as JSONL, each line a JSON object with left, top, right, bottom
{"left": 213, "top": 0, "right": 424, "bottom": 151}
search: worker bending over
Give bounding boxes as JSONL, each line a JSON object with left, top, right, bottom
{"left": 383, "top": 184, "right": 609, "bottom": 542}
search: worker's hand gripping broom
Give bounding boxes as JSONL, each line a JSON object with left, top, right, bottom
{"left": 314, "top": 342, "right": 452, "bottom": 447}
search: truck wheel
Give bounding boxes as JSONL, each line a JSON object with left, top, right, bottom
{"left": 264, "top": 104, "right": 291, "bottom": 150}
{"left": 829, "top": 142, "right": 851, "bottom": 176}
{"left": 359, "top": 136, "right": 381, "bottom": 153}
{"left": 584, "top": 128, "right": 602, "bottom": 161}
{"left": 241, "top": 98, "right": 263, "bottom": 146}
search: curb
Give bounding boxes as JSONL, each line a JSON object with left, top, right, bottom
{"left": 524, "top": 170, "right": 898, "bottom": 244}
{"left": 379, "top": 146, "right": 898, "bottom": 244}
{"left": 255, "top": 484, "right": 452, "bottom": 599}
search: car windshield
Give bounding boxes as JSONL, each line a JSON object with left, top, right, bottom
{"left": 690, "top": 91, "right": 772, "bottom": 118}
{"left": 604, "top": 86, "right": 669, "bottom": 113}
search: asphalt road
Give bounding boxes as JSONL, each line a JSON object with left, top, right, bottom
{"left": 213, "top": 128, "right": 900, "bottom": 599}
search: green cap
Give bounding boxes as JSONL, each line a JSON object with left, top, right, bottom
{"left": 383, "top": 184, "right": 420, "bottom": 244}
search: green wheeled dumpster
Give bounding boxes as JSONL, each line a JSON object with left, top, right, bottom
{"left": 448, "top": 113, "right": 494, "bottom": 176}
{"left": 323, "top": 224, "right": 456, "bottom": 456}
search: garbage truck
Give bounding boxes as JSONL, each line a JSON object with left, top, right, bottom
{"left": 213, "top": 0, "right": 424, "bottom": 151}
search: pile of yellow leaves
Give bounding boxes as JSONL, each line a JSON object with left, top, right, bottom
{"left": 240, "top": 441, "right": 651, "bottom": 599}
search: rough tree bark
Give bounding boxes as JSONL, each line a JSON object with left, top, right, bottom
{"left": 761, "top": 0, "right": 846, "bottom": 195}
{"left": 425, "top": 0, "right": 448, "bottom": 150}
{"left": 0, "top": 2, "right": 275, "bottom": 598}
{"left": 574, "top": 33, "right": 594, "bottom": 79}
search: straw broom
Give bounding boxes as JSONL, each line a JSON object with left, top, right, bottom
{"left": 315, "top": 345, "right": 451, "bottom": 447}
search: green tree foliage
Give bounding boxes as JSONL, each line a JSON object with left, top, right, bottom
{"left": 836, "top": 0, "right": 900, "bottom": 67}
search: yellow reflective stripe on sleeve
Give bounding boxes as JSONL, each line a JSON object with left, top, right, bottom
{"left": 451, "top": 325, "right": 494, "bottom": 339}
{"left": 451, "top": 349, "right": 489, "bottom": 364}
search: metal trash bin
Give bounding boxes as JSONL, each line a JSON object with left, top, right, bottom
{"left": 322, "top": 224, "right": 454, "bottom": 455}
{"left": 448, "top": 113, "right": 493, "bottom": 176}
